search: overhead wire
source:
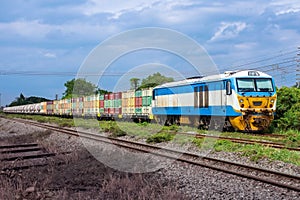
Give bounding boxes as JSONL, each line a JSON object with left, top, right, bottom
{"left": 0, "top": 47, "right": 299, "bottom": 86}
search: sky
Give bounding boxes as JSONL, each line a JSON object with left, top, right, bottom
{"left": 0, "top": 0, "right": 300, "bottom": 106}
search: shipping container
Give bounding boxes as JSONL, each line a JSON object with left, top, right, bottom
{"left": 135, "top": 90, "right": 142, "bottom": 97}
{"left": 142, "top": 96, "right": 152, "bottom": 107}
{"left": 100, "top": 100, "right": 104, "bottom": 108}
{"left": 142, "top": 106, "right": 152, "bottom": 115}
{"left": 99, "top": 94, "right": 104, "bottom": 100}
{"left": 99, "top": 108, "right": 104, "bottom": 114}
{"left": 46, "top": 101, "right": 53, "bottom": 114}
{"left": 142, "top": 88, "right": 153, "bottom": 97}
{"left": 135, "top": 108, "right": 142, "bottom": 114}
{"left": 109, "top": 107, "right": 114, "bottom": 114}
{"left": 135, "top": 97, "right": 142, "bottom": 107}
{"left": 53, "top": 100, "right": 59, "bottom": 115}
{"left": 114, "top": 108, "right": 122, "bottom": 114}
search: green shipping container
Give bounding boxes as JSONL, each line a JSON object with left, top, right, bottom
{"left": 99, "top": 108, "right": 104, "bottom": 113}
{"left": 113, "top": 100, "right": 117, "bottom": 108}
{"left": 135, "top": 90, "right": 142, "bottom": 97}
{"left": 135, "top": 108, "right": 142, "bottom": 114}
{"left": 118, "top": 99, "right": 122, "bottom": 108}
{"left": 142, "top": 96, "right": 152, "bottom": 106}
{"left": 104, "top": 100, "right": 108, "bottom": 108}
{"left": 99, "top": 95, "right": 104, "bottom": 100}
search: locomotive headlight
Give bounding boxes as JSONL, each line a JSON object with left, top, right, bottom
{"left": 239, "top": 99, "right": 244, "bottom": 103}
{"left": 270, "top": 99, "right": 275, "bottom": 103}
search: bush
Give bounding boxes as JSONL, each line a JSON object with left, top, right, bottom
{"left": 110, "top": 127, "right": 126, "bottom": 137}
{"left": 146, "top": 133, "right": 174, "bottom": 143}
{"left": 273, "top": 86, "right": 300, "bottom": 131}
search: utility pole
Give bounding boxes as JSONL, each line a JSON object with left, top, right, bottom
{"left": 297, "top": 46, "right": 300, "bottom": 88}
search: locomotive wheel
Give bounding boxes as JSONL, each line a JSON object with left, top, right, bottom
{"left": 155, "top": 115, "right": 167, "bottom": 126}
{"left": 209, "top": 117, "right": 226, "bottom": 131}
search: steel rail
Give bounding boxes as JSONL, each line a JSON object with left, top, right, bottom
{"left": 10, "top": 118, "right": 300, "bottom": 192}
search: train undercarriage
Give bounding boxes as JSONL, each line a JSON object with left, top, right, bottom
{"left": 154, "top": 113, "right": 273, "bottom": 132}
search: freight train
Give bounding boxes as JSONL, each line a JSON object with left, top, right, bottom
{"left": 4, "top": 70, "right": 276, "bottom": 132}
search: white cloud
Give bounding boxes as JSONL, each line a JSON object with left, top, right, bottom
{"left": 0, "top": 19, "right": 119, "bottom": 43}
{"left": 275, "top": 8, "right": 300, "bottom": 15}
{"left": 44, "top": 52, "right": 56, "bottom": 58}
{"left": 78, "top": 0, "right": 211, "bottom": 23}
{"left": 0, "top": 20, "right": 51, "bottom": 39}
{"left": 80, "top": 0, "right": 159, "bottom": 17}
{"left": 269, "top": 0, "right": 300, "bottom": 15}
{"left": 234, "top": 42, "right": 257, "bottom": 50}
{"left": 209, "top": 22, "right": 247, "bottom": 41}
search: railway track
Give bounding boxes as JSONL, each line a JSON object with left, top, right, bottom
{"left": 0, "top": 142, "right": 66, "bottom": 171}
{"left": 6, "top": 116, "right": 297, "bottom": 151}
{"left": 6, "top": 117, "right": 300, "bottom": 192}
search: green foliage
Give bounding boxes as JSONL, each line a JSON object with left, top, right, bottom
{"left": 9, "top": 93, "right": 50, "bottom": 106}
{"left": 130, "top": 78, "right": 140, "bottom": 90}
{"left": 275, "top": 86, "right": 299, "bottom": 119}
{"left": 95, "top": 88, "right": 110, "bottom": 95}
{"left": 273, "top": 86, "right": 300, "bottom": 130}
{"left": 161, "top": 124, "right": 180, "bottom": 132}
{"left": 192, "top": 138, "right": 204, "bottom": 148}
{"left": 138, "top": 72, "right": 174, "bottom": 89}
{"left": 138, "top": 122, "right": 149, "bottom": 127}
{"left": 62, "top": 78, "right": 97, "bottom": 99}
{"left": 110, "top": 127, "right": 127, "bottom": 137}
{"left": 100, "top": 121, "right": 126, "bottom": 137}
{"left": 146, "top": 133, "right": 174, "bottom": 143}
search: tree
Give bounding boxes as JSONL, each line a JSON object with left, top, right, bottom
{"left": 130, "top": 78, "right": 140, "bottom": 90}
{"left": 273, "top": 86, "right": 300, "bottom": 130}
{"left": 19, "top": 93, "right": 25, "bottom": 101}
{"left": 9, "top": 94, "right": 50, "bottom": 107}
{"left": 95, "top": 88, "right": 110, "bottom": 95}
{"left": 62, "top": 78, "right": 97, "bottom": 99}
{"left": 138, "top": 72, "right": 174, "bottom": 89}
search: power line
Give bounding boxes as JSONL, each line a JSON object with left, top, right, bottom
{"left": 0, "top": 47, "right": 299, "bottom": 87}
{"left": 229, "top": 50, "right": 298, "bottom": 70}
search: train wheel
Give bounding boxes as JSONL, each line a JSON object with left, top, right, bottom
{"left": 209, "top": 117, "right": 226, "bottom": 131}
{"left": 155, "top": 115, "right": 167, "bottom": 126}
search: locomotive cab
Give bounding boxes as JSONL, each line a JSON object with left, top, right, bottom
{"left": 228, "top": 71, "right": 276, "bottom": 132}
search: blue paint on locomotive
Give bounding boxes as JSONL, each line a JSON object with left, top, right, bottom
{"left": 154, "top": 80, "right": 227, "bottom": 96}
{"left": 152, "top": 106, "right": 241, "bottom": 117}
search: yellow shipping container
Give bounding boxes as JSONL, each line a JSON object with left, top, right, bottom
{"left": 40, "top": 102, "right": 47, "bottom": 114}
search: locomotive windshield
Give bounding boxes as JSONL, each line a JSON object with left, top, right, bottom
{"left": 236, "top": 78, "right": 274, "bottom": 92}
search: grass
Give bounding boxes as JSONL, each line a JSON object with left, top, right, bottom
{"left": 115, "top": 121, "right": 162, "bottom": 138}
{"left": 213, "top": 140, "right": 300, "bottom": 165}
{"left": 278, "top": 129, "right": 300, "bottom": 147}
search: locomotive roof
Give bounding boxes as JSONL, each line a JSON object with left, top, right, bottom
{"left": 155, "top": 70, "right": 272, "bottom": 89}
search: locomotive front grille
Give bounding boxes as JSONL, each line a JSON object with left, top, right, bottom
{"left": 253, "top": 101, "right": 262, "bottom": 106}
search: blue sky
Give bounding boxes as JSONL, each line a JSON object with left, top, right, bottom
{"left": 0, "top": 0, "right": 300, "bottom": 106}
